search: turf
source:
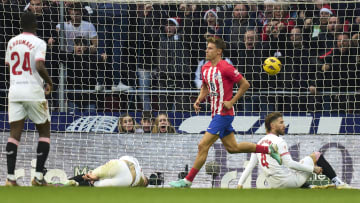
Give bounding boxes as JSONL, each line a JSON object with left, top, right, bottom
{"left": 1, "top": 187, "right": 359, "bottom": 203}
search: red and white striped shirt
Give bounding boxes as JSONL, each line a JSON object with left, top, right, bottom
{"left": 201, "top": 60, "right": 243, "bottom": 117}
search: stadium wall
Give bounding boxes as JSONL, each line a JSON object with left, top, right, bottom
{"left": 0, "top": 133, "right": 358, "bottom": 188}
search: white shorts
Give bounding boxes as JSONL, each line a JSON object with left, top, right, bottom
{"left": 93, "top": 160, "right": 133, "bottom": 187}
{"left": 8, "top": 101, "right": 51, "bottom": 124}
{"left": 268, "top": 156, "right": 314, "bottom": 188}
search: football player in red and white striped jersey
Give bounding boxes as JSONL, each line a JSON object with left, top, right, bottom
{"left": 169, "top": 37, "right": 281, "bottom": 188}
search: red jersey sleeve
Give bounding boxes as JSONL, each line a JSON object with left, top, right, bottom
{"left": 223, "top": 62, "right": 243, "bottom": 83}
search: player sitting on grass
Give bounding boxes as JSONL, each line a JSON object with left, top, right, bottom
{"left": 58, "top": 156, "right": 148, "bottom": 187}
{"left": 237, "top": 112, "right": 351, "bottom": 189}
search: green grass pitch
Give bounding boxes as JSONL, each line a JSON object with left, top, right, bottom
{"left": 1, "top": 187, "right": 359, "bottom": 203}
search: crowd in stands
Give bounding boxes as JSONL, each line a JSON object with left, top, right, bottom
{"left": 1, "top": 0, "right": 360, "bottom": 116}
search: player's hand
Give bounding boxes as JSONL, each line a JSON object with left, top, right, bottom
{"left": 193, "top": 100, "right": 201, "bottom": 114}
{"left": 44, "top": 83, "right": 52, "bottom": 95}
{"left": 313, "top": 166, "right": 323, "bottom": 175}
{"left": 223, "top": 101, "right": 234, "bottom": 110}
{"left": 237, "top": 185, "right": 243, "bottom": 189}
{"left": 82, "top": 172, "right": 99, "bottom": 181}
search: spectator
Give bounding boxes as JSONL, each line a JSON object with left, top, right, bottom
{"left": 317, "top": 16, "right": 343, "bottom": 54}
{"left": 232, "top": 29, "right": 277, "bottom": 112}
{"left": 91, "top": 3, "right": 132, "bottom": 92}
{"left": 262, "top": 18, "right": 287, "bottom": 58}
{"left": 178, "top": 3, "right": 204, "bottom": 68}
{"left": 56, "top": 3, "right": 98, "bottom": 54}
{"left": 157, "top": 17, "right": 192, "bottom": 112}
{"left": 59, "top": 37, "right": 105, "bottom": 113}
{"left": 140, "top": 116, "right": 153, "bottom": 133}
{"left": 127, "top": 3, "right": 160, "bottom": 110}
{"left": 314, "top": 33, "right": 359, "bottom": 113}
{"left": 256, "top": 0, "right": 274, "bottom": 29}
{"left": 118, "top": 114, "right": 143, "bottom": 133}
{"left": 261, "top": 3, "right": 295, "bottom": 41}
{"left": 284, "top": 27, "right": 318, "bottom": 112}
{"left": 226, "top": 4, "right": 256, "bottom": 51}
{"left": 152, "top": 113, "right": 176, "bottom": 133}
{"left": 201, "top": 9, "right": 229, "bottom": 43}
{"left": 351, "top": 9, "right": 360, "bottom": 47}
{"left": 303, "top": 4, "right": 334, "bottom": 41}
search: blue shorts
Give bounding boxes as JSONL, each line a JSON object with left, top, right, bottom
{"left": 206, "top": 115, "right": 235, "bottom": 139}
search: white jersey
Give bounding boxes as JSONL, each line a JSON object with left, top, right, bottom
{"left": 119, "top": 156, "right": 145, "bottom": 187}
{"left": 56, "top": 20, "right": 97, "bottom": 53}
{"left": 255, "top": 134, "right": 292, "bottom": 179}
{"left": 238, "top": 133, "right": 314, "bottom": 188}
{"left": 5, "top": 32, "right": 47, "bottom": 101}
{"left": 92, "top": 156, "right": 145, "bottom": 187}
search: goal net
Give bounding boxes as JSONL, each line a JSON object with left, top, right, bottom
{"left": 0, "top": 0, "right": 359, "bottom": 188}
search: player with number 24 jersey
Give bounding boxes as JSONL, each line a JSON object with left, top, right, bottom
{"left": 5, "top": 32, "right": 47, "bottom": 102}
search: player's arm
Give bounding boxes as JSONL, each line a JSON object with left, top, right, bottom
{"left": 282, "top": 154, "right": 314, "bottom": 173}
{"left": 92, "top": 178, "right": 118, "bottom": 187}
{"left": 36, "top": 60, "right": 53, "bottom": 95}
{"left": 194, "top": 83, "right": 209, "bottom": 113}
{"left": 278, "top": 141, "right": 314, "bottom": 173}
{"left": 197, "top": 83, "right": 209, "bottom": 101}
{"left": 232, "top": 77, "right": 250, "bottom": 104}
{"left": 237, "top": 153, "right": 258, "bottom": 188}
{"left": 224, "top": 77, "right": 250, "bottom": 109}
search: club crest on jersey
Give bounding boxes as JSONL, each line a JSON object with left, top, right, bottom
{"left": 213, "top": 73, "right": 220, "bottom": 80}
{"left": 234, "top": 70, "right": 240, "bottom": 77}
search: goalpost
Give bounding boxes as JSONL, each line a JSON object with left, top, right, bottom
{"left": 0, "top": 0, "right": 359, "bottom": 188}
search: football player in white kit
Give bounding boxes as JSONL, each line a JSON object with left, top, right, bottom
{"left": 4, "top": 12, "right": 53, "bottom": 186}
{"left": 238, "top": 112, "right": 350, "bottom": 189}
{"left": 67, "top": 156, "right": 148, "bottom": 187}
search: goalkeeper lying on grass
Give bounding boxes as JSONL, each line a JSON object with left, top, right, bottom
{"left": 58, "top": 156, "right": 148, "bottom": 187}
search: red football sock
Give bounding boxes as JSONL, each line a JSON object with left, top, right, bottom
{"left": 255, "top": 145, "right": 269, "bottom": 154}
{"left": 185, "top": 168, "right": 199, "bottom": 182}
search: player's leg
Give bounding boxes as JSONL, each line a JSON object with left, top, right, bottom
{"left": 27, "top": 101, "right": 51, "bottom": 186}
{"left": 221, "top": 132, "right": 256, "bottom": 153}
{"left": 93, "top": 160, "right": 133, "bottom": 187}
{"left": 169, "top": 132, "right": 219, "bottom": 187}
{"left": 310, "top": 152, "right": 350, "bottom": 188}
{"left": 189, "top": 132, "right": 219, "bottom": 177}
{"left": 32, "top": 120, "right": 50, "bottom": 186}
{"left": 6, "top": 101, "right": 26, "bottom": 186}
{"left": 220, "top": 127, "right": 281, "bottom": 164}
{"left": 6, "top": 119, "right": 25, "bottom": 186}
{"left": 291, "top": 156, "right": 314, "bottom": 188}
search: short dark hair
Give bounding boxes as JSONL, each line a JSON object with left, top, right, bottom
{"left": 68, "top": 3, "right": 83, "bottom": 13}
{"left": 21, "top": 12, "right": 37, "bottom": 32}
{"left": 74, "top": 37, "right": 88, "bottom": 46}
{"left": 206, "top": 37, "right": 226, "bottom": 51}
{"left": 264, "top": 112, "right": 283, "bottom": 132}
